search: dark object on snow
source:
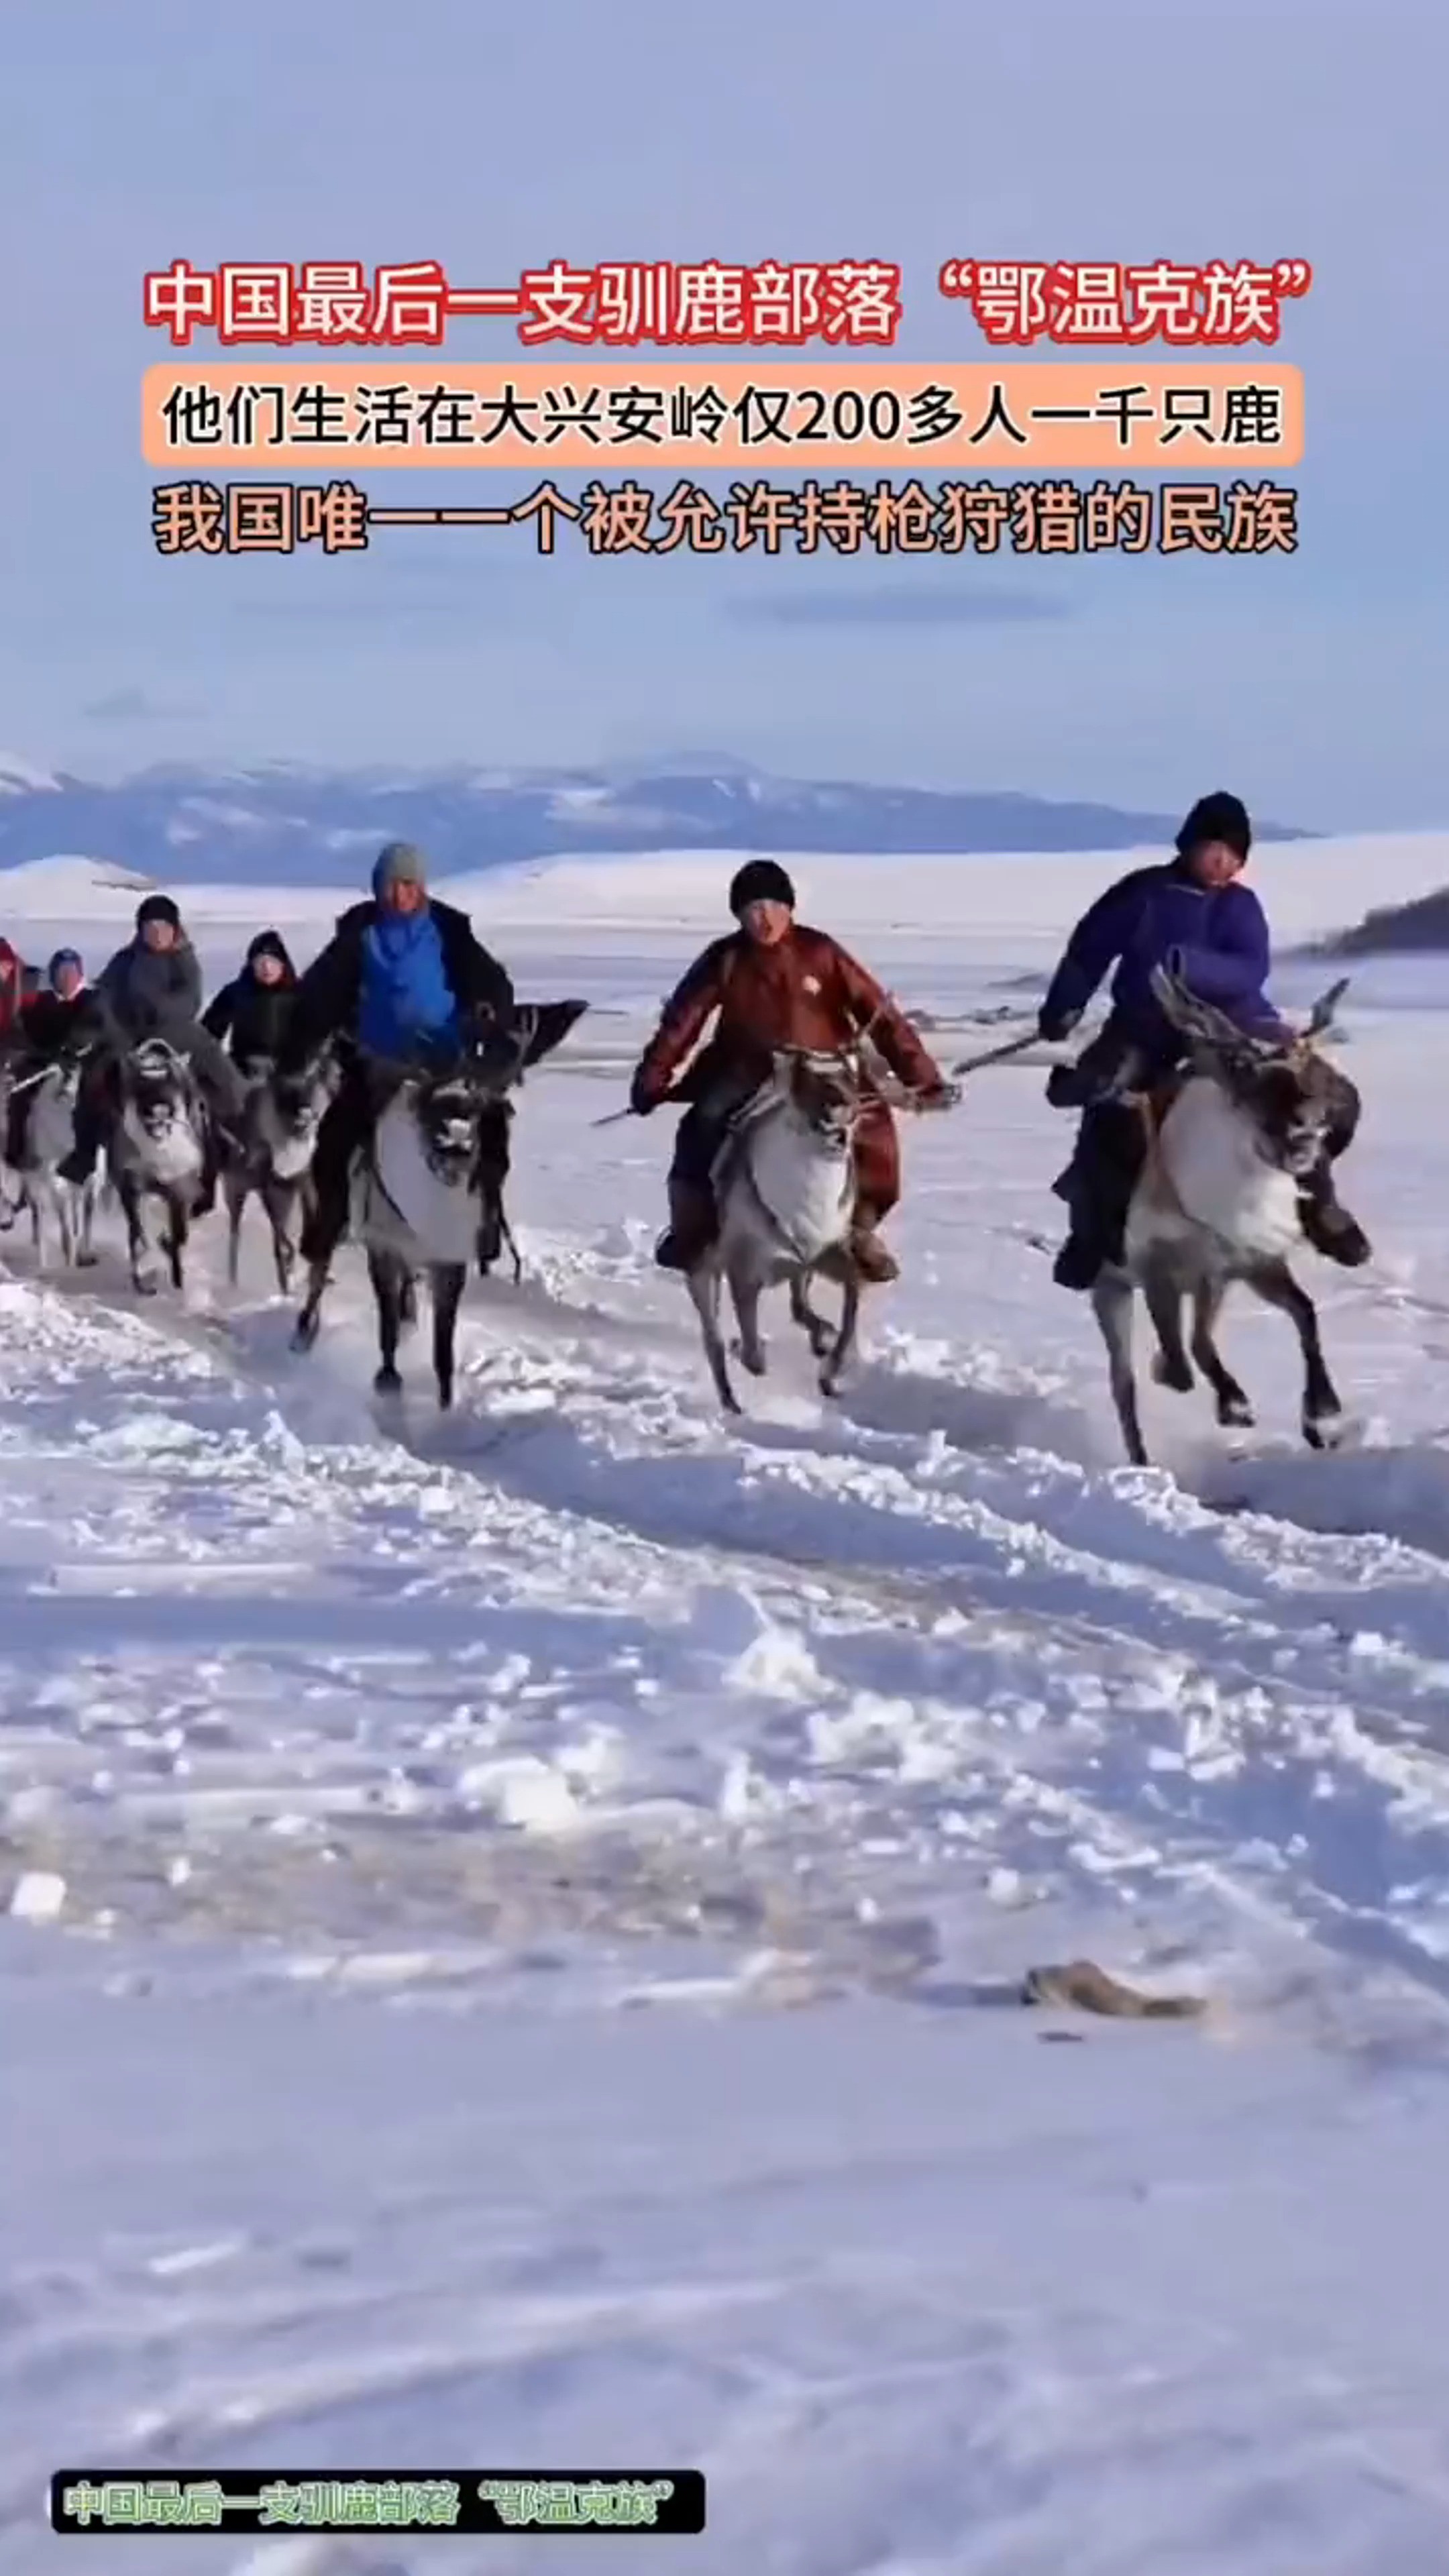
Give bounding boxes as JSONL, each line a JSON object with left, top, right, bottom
{"left": 1022, "top": 1960, "right": 1207, "bottom": 2019}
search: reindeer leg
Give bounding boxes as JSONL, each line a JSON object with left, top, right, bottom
{"left": 76, "top": 1178, "right": 97, "bottom": 1267}
{"left": 820, "top": 1269, "right": 862, "bottom": 1400}
{"left": 274, "top": 1216, "right": 295, "bottom": 1299}
{"left": 1245, "top": 1258, "right": 1344, "bottom": 1450}
{"left": 789, "top": 1271, "right": 835, "bottom": 1360}
{"left": 292, "top": 1257, "right": 330, "bottom": 1351}
{"left": 686, "top": 1257, "right": 741, "bottom": 1415}
{"left": 431, "top": 1261, "right": 465, "bottom": 1411}
{"left": 1091, "top": 1268, "right": 1148, "bottom": 1466}
{"left": 1144, "top": 1270, "right": 1194, "bottom": 1395}
{"left": 225, "top": 1175, "right": 245, "bottom": 1287}
{"left": 166, "top": 1194, "right": 187, "bottom": 1292}
{"left": 259, "top": 1179, "right": 293, "bottom": 1297}
{"left": 123, "top": 1180, "right": 158, "bottom": 1296}
{"left": 56, "top": 1185, "right": 74, "bottom": 1272}
{"left": 732, "top": 1269, "right": 767, "bottom": 1377}
{"left": 1190, "top": 1278, "right": 1254, "bottom": 1430}
{"left": 370, "top": 1250, "right": 404, "bottom": 1395}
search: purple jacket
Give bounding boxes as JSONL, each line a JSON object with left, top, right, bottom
{"left": 1042, "top": 860, "right": 1287, "bottom": 1061}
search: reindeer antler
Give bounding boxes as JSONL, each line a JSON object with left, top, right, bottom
{"left": 1148, "top": 964, "right": 1252, "bottom": 1053}
{"left": 1301, "top": 976, "right": 1350, "bottom": 1042}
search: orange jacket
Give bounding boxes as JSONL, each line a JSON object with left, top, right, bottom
{"left": 632, "top": 923, "right": 944, "bottom": 1108}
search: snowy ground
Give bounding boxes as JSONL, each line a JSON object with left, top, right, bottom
{"left": 7, "top": 832, "right": 1449, "bottom": 2571}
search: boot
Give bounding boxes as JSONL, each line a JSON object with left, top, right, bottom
{"left": 476, "top": 1201, "right": 503, "bottom": 1271}
{"left": 1053, "top": 1229, "right": 1105, "bottom": 1290}
{"left": 849, "top": 1208, "right": 900, "bottom": 1284}
{"left": 1298, "top": 1167, "right": 1371, "bottom": 1267}
{"left": 655, "top": 1177, "right": 716, "bottom": 1272}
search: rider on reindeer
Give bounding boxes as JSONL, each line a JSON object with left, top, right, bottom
{"left": 273, "top": 840, "right": 516, "bottom": 1278}
{"left": 0, "top": 937, "right": 28, "bottom": 1065}
{"left": 628, "top": 860, "right": 952, "bottom": 1283}
{"left": 203, "top": 929, "right": 300, "bottom": 1078}
{"left": 59, "top": 897, "right": 251, "bottom": 1208}
{"left": 3, "top": 950, "right": 107, "bottom": 1169}
{"left": 1038, "top": 792, "right": 1368, "bottom": 1291}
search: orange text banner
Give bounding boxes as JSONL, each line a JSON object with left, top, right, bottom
{"left": 142, "top": 363, "right": 1303, "bottom": 472}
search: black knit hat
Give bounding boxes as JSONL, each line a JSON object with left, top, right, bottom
{"left": 247, "top": 927, "right": 292, "bottom": 970}
{"left": 1175, "top": 792, "right": 1251, "bottom": 863}
{"left": 136, "top": 894, "right": 181, "bottom": 930}
{"left": 729, "top": 859, "right": 796, "bottom": 916}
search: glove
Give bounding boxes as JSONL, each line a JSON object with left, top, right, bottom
{"left": 918, "top": 1079, "right": 961, "bottom": 1112}
{"left": 629, "top": 1071, "right": 659, "bottom": 1117}
{"left": 1038, "top": 1005, "right": 1081, "bottom": 1044}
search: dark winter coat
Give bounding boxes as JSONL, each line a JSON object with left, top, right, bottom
{"left": 1040, "top": 860, "right": 1286, "bottom": 1064}
{"left": 17, "top": 985, "right": 109, "bottom": 1062}
{"left": 95, "top": 932, "right": 205, "bottom": 1045}
{"left": 202, "top": 931, "right": 300, "bottom": 1074}
{"left": 276, "top": 898, "right": 515, "bottom": 1075}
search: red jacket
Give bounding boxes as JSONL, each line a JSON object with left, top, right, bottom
{"left": 0, "top": 941, "right": 21, "bottom": 1042}
{"left": 633, "top": 923, "right": 945, "bottom": 1108}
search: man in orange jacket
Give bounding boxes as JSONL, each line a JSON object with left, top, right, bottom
{"left": 629, "top": 861, "right": 952, "bottom": 1282}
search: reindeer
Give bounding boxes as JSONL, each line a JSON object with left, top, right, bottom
{"left": 0, "top": 1059, "right": 20, "bottom": 1232}
{"left": 1, "top": 1052, "right": 99, "bottom": 1269}
{"left": 224, "top": 1049, "right": 336, "bottom": 1295}
{"left": 292, "top": 1001, "right": 586, "bottom": 1407}
{"left": 1089, "top": 968, "right": 1355, "bottom": 1466}
{"left": 682, "top": 1044, "right": 902, "bottom": 1415}
{"left": 103, "top": 1037, "right": 207, "bottom": 1295}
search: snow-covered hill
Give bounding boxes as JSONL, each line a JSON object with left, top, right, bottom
{"left": 0, "top": 753, "right": 1314, "bottom": 885}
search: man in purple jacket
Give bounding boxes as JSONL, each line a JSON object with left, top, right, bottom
{"left": 1038, "top": 791, "right": 1366, "bottom": 1289}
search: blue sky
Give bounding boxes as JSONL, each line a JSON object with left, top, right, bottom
{"left": 2, "top": 0, "right": 1444, "bottom": 828}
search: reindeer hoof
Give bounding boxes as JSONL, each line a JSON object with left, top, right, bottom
{"left": 437, "top": 1385, "right": 454, "bottom": 1412}
{"left": 132, "top": 1269, "right": 158, "bottom": 1298}
{"left": 1152, "top": 1352, "right": 1194, "bottom": 1393}
{"left": 1305, "top": 1407, "right": 1344, "bottom": 1453}
{"left": 737, "top": 1344, "right": 767, "bottom": 1379}
{"left": 76, "top": 1250, "right": 98, "bottom": 1270}
{"left": 818, "top": 1372, "right": 843, "bottom": 1401}
{"left": 374, "top": 1364, "right": 402, "bottom": 1397}
{"left": 291, "top": 1309, "right": 321, "bottom": 1353}
{"left": 1220, "top": 1393, "right": 1254, "bottom": 1429}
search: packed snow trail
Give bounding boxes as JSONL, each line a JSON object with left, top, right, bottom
{"left": 7, "top": 1059, "right": 1449, "bottom": 2049}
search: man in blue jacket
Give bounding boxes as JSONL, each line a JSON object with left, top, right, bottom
{"left": 1038, "top": 792, "right": 1366, "bottom": 1289}
{"left": 276, "top": 839, "right": 516, "bottom": 1273}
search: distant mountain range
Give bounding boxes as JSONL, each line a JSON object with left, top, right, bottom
{"left": 1324, "top": 885, "right": 1449, "bottom": 956}
{"left": 0, "top": 755, "right": 1313, "bottom": 887}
